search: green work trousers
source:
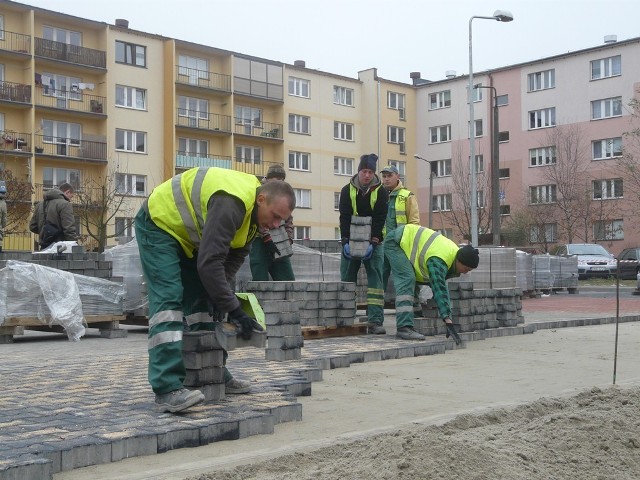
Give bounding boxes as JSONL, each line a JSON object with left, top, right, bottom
{"left": 249, "top": 239, "right": 295, "bottom": 281}
{"left": 383, "top": 234, "right": 421, "bottom": 318}
{"left": 340, "top": 245, "right": 384, "bottom": 325}
{"left": 384, "top": 228, "right": 418, "bottom": 328}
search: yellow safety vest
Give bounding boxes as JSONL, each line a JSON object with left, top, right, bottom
{"left": 349, "top": 184, "right": 379, "bottom": 216}
{"left": 383, "top": 187, "right": 411, "bottom": 235}
{"left": 148, "top": 167, "right": 261, "bottom": 257}
{"left": 399, "top": 224, "right": 460, "bottom": 283}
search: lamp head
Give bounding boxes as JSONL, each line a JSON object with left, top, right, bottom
{"left": 493, "top": 9, "right": 514, "bottom": 22}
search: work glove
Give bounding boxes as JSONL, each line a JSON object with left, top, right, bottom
{"left": 342, "top": 242, "right": 352, "bottom": 260}
{"left": 443, "top": 319, "right": 462, "bottom": 345}
{"left": 208, "top": 302, "right": 225, "bottom": 323}
{"left": 263, "top": 234, "right": 280, "bottom": 259}
{"left": 362, "top": 244, "right": 374, "bottom": 261}
{"left": 229, "top": 306, "right": 264, "bottom": 340}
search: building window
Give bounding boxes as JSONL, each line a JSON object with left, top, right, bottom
{"left": 499, "top": 168, "right": 510, "bottom": 179}
{"left": 289, "top": 151, "right": 310, "bottom": 171}
{"left": 429, "top": 90, "right": 451, "bottom": 110}
{"left": 591, "top": 55, "right": 621, "bottom": 80}
{"left": 115, "top": 85, "right": 146, "bottom": 110}
{"left": 386, "top": 160, "right": 406, "bottom": 179}
{"left": 334, "top": 192, "right": 340, "bottom": 210}
{"left": 334, "top": 86, "right": 354, "bottom": 106}
{"left": 529, "top": 184, "right": 557, "bottom": 204}
{"left": 178, "top": 55, "right": 209, "bottom": 84}
{"left": 236, "top": 105, "right": 262, "bottom": 134}
{"left": 593, "top": 178, "right": 623, "bottom": 200}
{"left": 529, "top": 107, "right": 556, "bottom": 129}
{"left": 387, "top": 91, "right": 405, "bottom": 115}
{"left": 593, "top": 219, "right": 623, "bottom": 241}
{"left": 498, "top": 131, "right": 510, "bottom": 143}
{"left": 294, "top": 226, "right": 310, "bottom": 240}
{"left": 529, "top": 223, "right": 557, "bottom": 243}
{"left": 179, "top": 96, "right": 208, "bottom": 122}
{"left": 592, "top": 137, "right": 623, "bottom": 160}
{"left": 116, "top": 173, "right": 146, "bottom": 196}
{"left": 43, "top": 167, "right": 80, "bottom": 189}
{"left": 41, "top": 72, "right": 82, "bottom": 100}
{"left": 529, "top": 146, "right": 556, "bottom": 167}
{"left": 477, "top": 190, "right": 485, "bottom": 208}
{"left": 429, "top": 124, "right": 451, "bottom": 144}
{"left": 591, "top": 97, "right": 622, "bottom": 120}
{"left": 500, "top": 205, "right": 511, "bottom": 216}
{"left": 0, "top": 16, "right": 4, "bottom": 41}
{"left": 294, "top": 188, "right": 311, "bottom": 208}
{"left": 115, "top": 40, "right": 146, "bottom": 67}
{"left": 435, "top": 159, "right": 451, "bottom": 177}
{"left": 468, "top": 83, "right": 482, "bottom": 102}
{"left": 387, "top": 126, "right": 406, "bottom": 152}
{"left": 433, "top": 193, "right": 452, "bottom": 211}
{"left": 289, "top": 114, "right": 310, "bottom": 134}
{"left": 334, "top": 121, "right": 354, "bottom": 141}
{"left": 179, "top": 137, "right": 207, "bottom": 156}
{"left": 528, "top": 69, "right": 555, "bottom": 91}
{"left": 468, "top": 119, "right": 483, "bottom": 138}
{"left": 233, "top": 57, "right": 283, "bottom": 101}
{"left": 288, "top": 77, "right": 310, "bottom": 98}
{"left": 235, "top": 145, "right": 262, "bottom": 164}
{"left": 115, "top": 129, "right": 146, "bottom": 153}
{"left": 496, "top": 94, "right": 509, "bottom": 106}
{"left": 437, "top": 228, "right": 453, "bottom": 238}
{"left": 43, "top": 25, "right": 81, "bottom": 45}
{"left": 334, "top": 156, "right": 354, "bottom": 175}
{"left": 115, "top": 217, "right": 135, "bottom": 238}
{"left": 42, "top": 120, "right": 81, "bottom": 146}
{"left": 475, "top": 155, "right": 484, "bottom": 173}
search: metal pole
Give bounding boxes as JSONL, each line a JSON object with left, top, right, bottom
{"left": 468, "top": 17, "right": 478, "bottom": 246}
{"left": 428, "top": 171, "right": 433, "bottom": 229}
{"left": 613, "top": 259, "right": 620, "bottom": 384}
{"left": 491, "top": 89, "right": 501, "bottom": 246}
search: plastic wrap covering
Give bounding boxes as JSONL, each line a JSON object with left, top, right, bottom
{"left": 0, "top": 261, "right": 125, "bottom": 341}
{"left": 533, "top": 254, "right": 555, "bottom": 289}
{"left": 450, "top": 247, "right": 517, "bottom": 289}
{"left": 516, "top": 250, "right": 534, "bottom": 292}
{"left": 32, "top": 240, "right": 78, "bottom": 254}
{"left": 555, "top": 256, "right": 579, "bottom": 288}
{"left": 103, "top": 239, "right": 148, "bottom": 315}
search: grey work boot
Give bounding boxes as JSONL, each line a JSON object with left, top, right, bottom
{"left": 367, "top": 323, "right": 386, "bottom": 335}
{"left": 155, "top": 387, "right": 205, "bottom": 413}
{"left": 225, "top": 377, "right": 251, "bottom": 394}
{"left": 396, "top": 326, "right": 426, "bottom": 340}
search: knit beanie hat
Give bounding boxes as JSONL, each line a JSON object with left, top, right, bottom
{"left": 358, "top": 154, "right": 378, "bottom": 172}
{"left": 266, "top": 164, "right": 286, "bottom": 180}
{"left": 457, "top": 245, "right": 480, "bottom": 268}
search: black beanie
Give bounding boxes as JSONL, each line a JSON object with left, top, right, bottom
{"left": 358, "top": 153, "right": 378, "bottom": 172}
{"left": 457, "top": 245, "right": 480, "bottom": 268}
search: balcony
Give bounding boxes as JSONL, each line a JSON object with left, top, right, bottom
{"left": 233, "top": 120, "right": 283, "bottom": 140}
{"left": 175, "top": 65, "right": 231, "bottom": 93}
{"left": 176, "top": 110, "right": 232, "bottom": 133}
{"left": 0, "top": 131, "right": 32, "bottom": 153}
{"left": 35, "top": 86, "right": 106, "bottom": 115}
{"left": 232, "top": 159, "right": 284, "bottom": 178}
{"left": 175, "top": 152, "right": 232, "bottom": 170}
{"left": 0, "top": 30, "right": 31, "bottom": 55}
{"left": 34, "top": 38, "right": 106, "bottom": 69}
{"left": 0, "top": 81, "right": 31, "bottom": 104}
{"left": 34, "top": 134, "right": 107, "bottom": 162}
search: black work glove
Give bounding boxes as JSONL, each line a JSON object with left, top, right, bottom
{"left": 443, "top": 319, "right": 462, "bottom": 345}
{"left": 229, "top": 306, "right": 264, "bottom": 340}
{"left": 263, "top": 234, "right": 280, "bottom": 259}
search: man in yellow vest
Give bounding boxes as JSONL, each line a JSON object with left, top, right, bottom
{"left": 384, "top": 224, "right": 479, "bottom": 341}
{"left": 339, "top": 153, "right": 389, "bottom": 334}
{"left": 135, "top": 167, "right": 296, "bottom": 413}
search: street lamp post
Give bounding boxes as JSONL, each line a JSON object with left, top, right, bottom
{"left": 414, "top": 154, "right": 435, "bottom": 228}
{"left": 468, "top": 10, "right": 513, "bottom": 247}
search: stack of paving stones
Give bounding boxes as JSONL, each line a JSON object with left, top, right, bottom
{"left": 182, "top": 331, "right": 226, "bottom": 401}
{"left": 348, "top": 216, "right": 371, "bottom": 258}
{"left": 415, "top": 281, "right": 524, "bottom": 336}
{"left": 268, "top": 223, "right": 294, "bottom": 261}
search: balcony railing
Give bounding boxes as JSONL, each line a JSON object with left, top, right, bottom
{"left": 35, "top": 86, "right": 106, "bottom": 114}
{"left": 232, "top": 159, "right": 284, "bottom": 178}
{"left": 34, "top": 37, "right": 106, "bottom": 69}
{"left": 34, "top": 183, "right": 104, "bottom": 207}
{"left": 34, "top": 134, "right": 107, "bottom": 162}
{"left": 0, "top": 131, "right": 32, "bottom": 152}
{"left": 175, "top": 65, "right": 231, "bottom": 92}
{"left": 175, "top": 151, "right": 232, "bottom": 170}
{"left": 0, "top": 30, "right": 31, "bottom": 54}
{"left": 176, "top": 110, "right": 232, "bottom": 132}
{"left": 0, "top": 81, "right": 31, "bottom": 104}
{"left": 233, "top": 120, "right": 283, "bottom": 140}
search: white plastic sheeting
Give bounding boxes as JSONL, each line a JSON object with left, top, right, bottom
{"left": 103, "top": 238, "right": 148, "bottom": 315}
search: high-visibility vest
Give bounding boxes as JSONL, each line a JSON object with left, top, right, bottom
{"left": 383, "top": 187, "right": 411, "bottom": 235}
{"left": 148, "top": 167, "right": 261, "bottom": 257}
{"left": 399, "top": 224, "right": 459, "bottom": 283}
{"left": 349, "top": 183, "right": 379, "bottom": 215}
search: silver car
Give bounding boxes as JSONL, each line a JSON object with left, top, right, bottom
{"left": 553, "top": 243, "right": 617, "bottom": 279}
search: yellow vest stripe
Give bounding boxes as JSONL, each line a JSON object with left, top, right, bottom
{"left": 172, "top": 174, "right": 200, "bottom": 247}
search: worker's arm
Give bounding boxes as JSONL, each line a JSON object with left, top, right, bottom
{"left": 406, "top": 193, "right": 421, "bottom": 225}
{"left": 426, "top": 256, "right": 453, "bottom": 321}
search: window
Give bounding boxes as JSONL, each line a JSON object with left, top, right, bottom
{"left": 474, "top": 154, "right": 484, "bottom": 174}
{"left": 178, "top": 96, "right": 209, "bottom": 125}
{"left": 529, "top": 146, "right": 556, "bottom": 167}
{"left": 289, "top": 151, "right": 310, "bottom": 171}
{"left": 334, "top": 121, "right": 354, "bottom": 141}
{"left": 429, "top": 125, "right": 451, "bottom": 144}
{"left": 593, "top": 178, "right": 623, "bottom": 199}
{"left": 294, "top": 188, "right": 311, "bottom": 208}
{"left": 41, "top": 72, "right": 82, "bottom": 100}
{"left": 593, "top": 219, "right": 623, "bottom": 240}
{"left": 236, "top": 105, "right": 262, "bottom": 133}
{"left": 42, "top": 120, "right": 81, "bottom": 146}
{"left": 529, "top": 184, "right": 557, "bottom": 204}
{"left": 334, "top": 156, "right": 354, "bottom": 175}
{"left": 429, "top": 90, "right": 451, "bottom": 110}
{"left": 116, "top": 173, "right": 146, "bottom": 196}
{"left": 387, "top": 126, "right": 406, "bottom": 150}
{"left": 529, "top": 223, "right": 557, "bottom": 243}
{"left": 43, "top": 25, "right": 81, "bottom": 45}
{"left": 468, "top": 84, "right": 482, "bottom": 102}
{"left": 435, "top": 159, "right": 451, "bottom": 177}
{"left": 496, "top": 94, "right": 509, "bottom": 106}
{"left": 235, "top": 145, "right": 262, "bottom": 164}
{"left": 591, "top": 55, "right": 621, "bottom": 80}
{"left": 289, "top": 114, "right": 310, "bottom": 134}
{"left": 0, "top": 16, "right": 4, "bottom": 41}
{"left": 178, "top": 55, "right": 209, "bottom": 84}
{"left": 115, "top": 129, "right": 147, "bottom": 153}
{"left": 387, "top": 91, "right": 405, "bottom": 112}
{"left": 498, "top": 131, "right": 510, "bottom": 143}
{"left": 433, "top": 194, "right": 452, "bottom": 211}
{"left": 115, "top": 217, "right": 135, "bottom": 238}
{"left": 527, "top": 69, "right": 555, "bottom": 91}
{"left": 592, "top": 137, "right": 622, "bottom": 160}
{"left": 386, "top": 160, "right": 406, "bottom": 179}
{"left": 477, "top": 190, "right": 485, "bottom": 208}
{"left": 334, "top": 86, "right": 354, "bottom": 106}
{"left": 115, "top": 85, "right": 146, "bottom": 110}
{"left": 468, "top": 119, "right": 483, "bottom": 138}
{"left": 334, "top": 227, "right": 341, "bottom": 240}
{"left": 529, "top": 107, "right": 556, "bottom": 129}
{"left": 500, "top": 205, "right": 511, "bottom": 216}
{"left": 334, "top": 192, "right": 340, "bottom": 210}
{"left": 115, "top": 40, "right": 146, "bottom": 67}
{"left": 42, "top": 167, "right": 80, "bottom": 189}
{"left": 178, "top": 137, "right": 207, "bottom": 156}
{"left": 499, "top": 168, "right": 510, "bottom": 179}
{"left": 294, "top": 226, "right": 310, "bottom": 240}
{"left": 233, "top": 57, "right": 284, "bottom": 101}
{"left": 591, "top": 97, "right": 622, "bottom": 120}
{"left": 437, "top": 228, "right": 453, "bottom": 238}
{"left": 288, "top": 77, "right": 310, "bottom": 98}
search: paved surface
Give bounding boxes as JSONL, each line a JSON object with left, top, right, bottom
{"left": 1, "top": 290, "right": 639, "bottom": 480}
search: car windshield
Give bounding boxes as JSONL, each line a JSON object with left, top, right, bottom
{"left": 567, "top": 244, "right": 610, "bottom": 256}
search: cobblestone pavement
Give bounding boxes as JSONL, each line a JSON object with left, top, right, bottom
{"left": 1, "top": 296, "right": 640, "bottom": 480}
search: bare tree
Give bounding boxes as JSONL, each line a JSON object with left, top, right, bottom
{"left": 616, "top": 93, "right": 640, "bottom": 220}
{"left": 0, "top": 168, "right": 34, "bottom": 234}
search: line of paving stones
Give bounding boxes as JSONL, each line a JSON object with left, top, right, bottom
{"left": 1, "top": 314, "right": 639, "bottom": 480}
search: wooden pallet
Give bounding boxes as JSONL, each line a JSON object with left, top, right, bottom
{"left": 302, "top": 323, "right": 367, "bottom": 340}
{"left": 0, "top": 315, "right": 127, "bottom": 342}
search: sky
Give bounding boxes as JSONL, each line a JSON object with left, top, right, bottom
{"left": 20, "top": 0, "right": 640, "bottom": 84}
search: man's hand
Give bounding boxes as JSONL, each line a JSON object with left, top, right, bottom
{"left": 443, "top": 318, "right": 462, "bottom": 345}
{"left": 229, "top": 306, "right": 264, "bottom": 340}
{"left": 263, "top": 234, "right": 280, "bottom": 259}
{"left": 362, "top": 243, "right": 375, "bottom": 261}
{"left": 342, "top": 243, "right": 351, "bottom": 260}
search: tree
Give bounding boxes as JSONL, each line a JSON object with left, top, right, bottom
{"left": 0, "top": 168, "right": 34, "bottom": 234}
{"left": 616, "top": 92, "right": 640, "bottom": 225}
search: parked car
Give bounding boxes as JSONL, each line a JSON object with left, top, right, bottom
{"left": 552, "top": 243, "right": 617, "bottom": 279}
{"left": 617, "top": 247, "right": 640, "bottom": 280}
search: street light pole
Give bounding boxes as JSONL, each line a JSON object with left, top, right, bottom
{"left": 414, "top": 154, "right": 434, "bottom": 229}
{"left": 468, "top": 10, "right": 513, "bottom": 247}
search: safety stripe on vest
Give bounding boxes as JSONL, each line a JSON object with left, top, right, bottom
{"left": 191, "top": 168, "right": 208, "bottom": 238}
{"left": 172, "top": 174, "right": 200, "bottom": 248}
{"left": 149, "top": 309, "right": 183, "bottom": 329}
{"left": 185, "top": 311, "right": 214, "bottom": 327}
{"left": 408, "top": 228, "right": 440, "bottom": 280}
{"left": 148, "top": 330, "right": 182, "bottom": 350}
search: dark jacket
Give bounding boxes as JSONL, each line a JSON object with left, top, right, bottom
{"left": 339, "top": 173, "right": 389, "bottom": 243}
{"left": 29, "top": 188, "right": 76, "bottom": 246}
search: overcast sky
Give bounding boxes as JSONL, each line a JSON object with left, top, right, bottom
{"left": 22, "top": 0, "right": 640, "bottom": 84}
